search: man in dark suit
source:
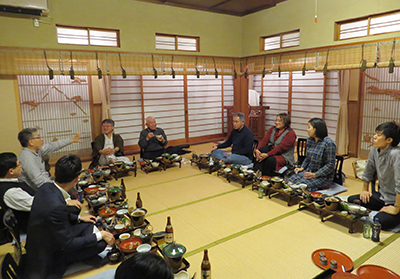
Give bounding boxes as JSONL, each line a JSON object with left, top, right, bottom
{"left": 25, "top": 154, "right": 115, "bottom": 279}
{"left": 0, "top": 152, "right": 36, "bottom": 242}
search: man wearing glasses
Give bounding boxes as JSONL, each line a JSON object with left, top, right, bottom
{"left": 18, "top": 127, "right": 82, "bottom": 190}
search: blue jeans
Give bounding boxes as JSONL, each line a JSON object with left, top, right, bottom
{"left": 212, "top": 149, "right": 252, "bottom": 165}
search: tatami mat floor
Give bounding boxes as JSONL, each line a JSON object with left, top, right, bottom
{"left": 1, "top": 142, "right": 398, "bottom": 278}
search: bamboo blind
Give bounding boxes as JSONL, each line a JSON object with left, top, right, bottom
{"left": 1, "top": 39, "right": 400, "bottom": 77}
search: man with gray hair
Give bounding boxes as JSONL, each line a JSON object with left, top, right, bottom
{"left": 138, "top": 116, "right": 168, "bottom": 160}
{"left": 211, "top": 112, "right": 254, "bottom": 166}
{"left": 18, "top": 128, "right": 82, "bottom": 190}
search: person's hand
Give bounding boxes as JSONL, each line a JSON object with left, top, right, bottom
{"left": 294, "top": 167, "right": 304, "bottom": 174}
{"left": 257, "top": 153, "right": 268, "bottom": 162}
{"left": 223, "top": 152, "right": 232, "bottom": 157}
{"left": 80, "top": 215, "right": 97, "bottom": 224}
{"left": 66, "top": 199, "right": 81, "bottom": 209}
{"left": 211, "top": 145, "right": 218, "bottom": 152}
{"left": 158, "top": 135, "right": 165, "bottom": 143}
{"left": 303, "top": 172, "right": 316, "bottom": 179}
{"left": 101, "top": 231, "right": 115, "bottom": 246}
{"left": 360, "top": 190, "right": 372, "bottom": 204}
{"left": 101, "top": 148, "right": 114, "bottom": 155}
{"left": 146, "top": 132, "right": 154, "bottom": 141}
{"left": 380, "top": 205, "right": 400, "bottom": 215}
{"left": 71, "top": 132, "right": 82, "bottom": 143}
{"left": 255, "top": 149, "right": 261, "bottom": 156}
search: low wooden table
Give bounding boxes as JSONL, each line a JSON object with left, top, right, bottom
{"left": 298, "top": 201, "right": 369, "bottom": 233}
{"left": 162, "top": 157, "right": 182, "bottom": 169}
{"left": 190, "top": 159, "right": 220, "bottom": 174}
{"left": 266, "top": 186, "right": 303, "bottom": 206}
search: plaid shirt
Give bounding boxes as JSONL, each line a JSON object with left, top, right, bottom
{"left": 289, "top": 136, "right": 336, "bottom": 190}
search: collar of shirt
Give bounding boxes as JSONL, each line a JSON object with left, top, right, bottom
{"left": 53, "top": 182, "right": 70, "bottom": 201}
{"left": 0, "top": 178, "right": 19, "bottom": 182}
{"left": 23, "top": 147, "right": 40, "bottom": 156}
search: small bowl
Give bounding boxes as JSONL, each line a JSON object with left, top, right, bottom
{"left": 136, "top": 243, "right": 152, "bottom": 253}
{"left": 156, "top": 135, "right": 162, "bottom": 139}
{"left": 324, "top": 197, "right": 340, "bottom": 211}
{"left": 91, "top": 199, "right": 99, "bottom": 205}
{"left": 240, "top": 166, "right": 248, "bottom": 171}
{"left": 153, "top": 231, "right": 166, "bottom": 241}
{"left": 174, "top": 270, "right": 190, "bottom": 279}
{"left": 261, "top": 181, "right": 270, "bottom": 187}
{"left": 119, "top": 233, "right": 131, "bottom": 241}
{"left": 224, "top": 168, "right": 231, "bottom": 173}
{"left": 246, "top": 170, "right": 254, "bottom": 175}
{"left": 98, "top": 197, "right": 107, "bottom": 204}
{"left": 117, "top": 209, "right": 129, "bottom": 217}
{"left": 98, "top": 187, "right": 107, "bottom": 194}
{"left": 114, "top": 223, "right": 125, "bottom": 232}
{"left": 151, "top": 162, "right": 160, "bottom": 168}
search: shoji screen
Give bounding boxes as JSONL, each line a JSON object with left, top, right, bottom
{"left": 18, "top": 75, "right": 92, "bottom": 158}
{"left": 110, "top": 76, "right": 142, "bottom": 146}
{"left": 291, "top": 71, "right": 324, "bottom": 139}
{"left": 254, "top": 73, "right": 290, "bottom": 132}
{"left": 187, "top": 75, "right": 223, "bottom": 138}
{"left": 142, "top": 75, "right": 185, "bottom": 141}
{"left": 223, "top": 76, "right": 234, "bottom": 133}
{"left": 361, "top": 67, "right": 400, "bottom": 155}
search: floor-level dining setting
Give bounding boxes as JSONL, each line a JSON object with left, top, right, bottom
{"left": 1, "top": 0, "right": 400, "bottom": 278}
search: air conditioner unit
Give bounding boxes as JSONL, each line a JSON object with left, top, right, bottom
{"left": 0, "top": 0, "right": 49, "bottom": 16}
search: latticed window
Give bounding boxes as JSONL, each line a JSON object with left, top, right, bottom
{"left": 155, "top": 33, "right": 199, "bottom": 52}
{"left": 337, "top": 10, "right": 400, "bottom": 40}
{"left": 56, "top": 25, "right": 119, "bottom": 47}
{"left": 261, "top": 30, "right": 300, "bottom": 51}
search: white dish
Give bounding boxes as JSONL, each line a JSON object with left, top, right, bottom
{"left": 136, "top": 243, "right": 151, "bottom": 253}
{"left": 246, "top": 170, "right": 254, "bottom": 174}
{"left": 174, "top": 270, "right": 189, "bottom": 279}
{"left": 224, "top": 168, "right": 231, "bottom": 173}
{"left": 119, "top": 233, "right": 131, "bottom": 241}
{"left": 98, "top": 197, "right": 107, "bottom": 204}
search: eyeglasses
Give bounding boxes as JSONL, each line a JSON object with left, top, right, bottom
{"left": 30, "top": 137, "right": 42, "bottom": 140}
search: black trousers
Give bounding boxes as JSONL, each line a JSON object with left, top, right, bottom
{"left": 65, "top": 222, "right": 107, "bottom": 264}
{"left": 348, "top": 192, "right": 400, "bottom": 230}
{"left": 254, "top": 145, "right": 277, "bottom": 176}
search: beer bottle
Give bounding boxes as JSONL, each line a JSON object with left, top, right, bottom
{"left": 136, "top": 192, "right": 143, "bottom": 208}
{"left": 201, "top": 249, "right": 211, "bottom": 279}
{"left": 165, "top": 216, "right": 174, "bottom": 244}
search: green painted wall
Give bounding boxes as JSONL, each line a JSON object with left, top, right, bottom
{"left": 0, "top": 0, "right": 242, "bottom": 57}
{"left": 241, "top": 0, "right": 400, "bottom": 57}
{"left": 0, "top": 78, "right": 22, "bottom": 154}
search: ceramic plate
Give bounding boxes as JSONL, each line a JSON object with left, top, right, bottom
{"left": 357, "top": 265, "right": 400, "bottom": 279}
{"left": 120, "top": 237, "right": 142, "bottom": 253}
{"left": 312, "top": 248, "right": 353, "bottom": 272}
{"left": 99, "top": 207, "right": 117, "bottom": 218}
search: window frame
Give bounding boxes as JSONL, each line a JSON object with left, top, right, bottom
{"left": 56, "top": 24, "right": 120, "bottom": 47}
{"left": 260, "top": 29, "right": 300, "bottom": 52}
{"left": 155, "top": 33, "right": 200, "bottom": 52}
{"left": 336, "top": 9, "right": 400, "bottom": 41}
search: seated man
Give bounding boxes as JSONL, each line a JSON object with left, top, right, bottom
{"left": 89, "top": 119, "right": 130, "bottom": 169}
{"left": 25, "top": 154, "right": 115, "bottom": 279}
{"left": 211, "top": 112, "right": 254, "bottom": 166}
{"left": 0, "top": 152, "right": 36, "bottom": 238}
{"left": 138, "top": 116, "right": 168, "bottom": 160}
{"left": 18, "top": 127, "right": 82, "bottom": 190}
{"left": 348, "top": 122, "right": 400, "bottom": 230}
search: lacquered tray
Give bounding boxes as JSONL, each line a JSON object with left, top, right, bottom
{"left": 357, "top": 265, "right": 400, "bottom": 279}
{"left": 312, "top": 249, "right": 353, "bottom": 272}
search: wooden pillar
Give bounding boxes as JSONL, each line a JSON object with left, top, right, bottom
{"left": 233, "top": 74, "right": 249, "bottom": 121}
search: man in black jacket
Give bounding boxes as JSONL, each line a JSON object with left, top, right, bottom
{"left": 25, "top": 154, "right": 115, "bottom": 279}
{"left": 0, "top": 152, "right": 36, "bottom": 242}
{"left": 211, "top": 112, "right": 254, "bottom": 166}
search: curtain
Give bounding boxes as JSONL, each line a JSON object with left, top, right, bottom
{"left": 98, "top": 75, "right": 112, "bottom": 119}
{"left": 336, "top": 70, "right": 350, "bottom": 155}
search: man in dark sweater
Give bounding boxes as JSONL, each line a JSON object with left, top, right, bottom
{"left": 211, "top": 112, "right": 254, "bottom": 166}
{"left": 138, "top": 116, "right": 168, "bottom": 159}
{"left": 0, "top": 152, "right": 36, "bottom": 239}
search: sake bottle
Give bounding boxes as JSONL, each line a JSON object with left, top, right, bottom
{"left": 136, "top": 192, "right": 143, "bottom": 208}
{"left": 201, "top": 249, "right": 211, "bottom": 279}
{"left": 165, "top": 216, "right": 174, "bottom": 244}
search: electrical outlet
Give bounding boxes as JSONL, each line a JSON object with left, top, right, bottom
{"left": 33, "top": 19, "right": 39, "bottom": 27}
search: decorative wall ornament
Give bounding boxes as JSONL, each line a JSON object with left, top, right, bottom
{"left": 367, "top": 85, "right": 400, "bottom": 100}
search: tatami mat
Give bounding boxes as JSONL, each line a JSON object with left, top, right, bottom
{"left": 1, "top": 142, "right": 399, "bottom": 278}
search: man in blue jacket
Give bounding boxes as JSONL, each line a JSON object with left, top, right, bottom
{"left": 211, "top": 112, "right": 254, "bottom": 166}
